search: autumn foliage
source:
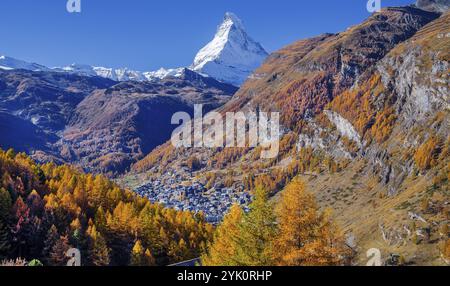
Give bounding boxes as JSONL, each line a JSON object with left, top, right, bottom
{"left": 0, "top": 148, "right": 212, "bottom": 266}
{"left": 273, "top": 179, "right": 350, "bottom": 265}
{"left": 414, "top": 136, "right": 442, "bottom": 172}
{"left": 202, "top": 179, "right": 351, "bottom": 266}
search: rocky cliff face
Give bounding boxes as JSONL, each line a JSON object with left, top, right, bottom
{"left": 225, "top": 7, "right": 440, "bottom": 127}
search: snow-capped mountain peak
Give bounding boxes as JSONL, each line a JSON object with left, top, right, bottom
{"left": 0, "top": 55, "right": 50, "bottom": 72}
{"left": 55, "top": 64, "right": 146, "bottom": 82}
{"left": 1, "top": 13, "right": 266, "bottom": 86}
{"left": 143, "top": 67, "right": 185, "bottom": 81}
{"left": 191, "top": 12, "right": 268, "bottom": 86}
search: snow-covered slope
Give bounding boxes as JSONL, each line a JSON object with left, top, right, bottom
{"left": 56, "top": 64, "right": 147, "bottom": 81}
{"left": 190, "top": 12, "right": 268, "bottom": 86}
{"left": 0, "top": 55, "right": 50, "bottom": 72}
{"left": 0, "top": 57, "right": 146, "bottom": 82}
{"left": 143, "top": 67, "right": 185, "bottom": 81}
{"left": 0, "top": 56, "right": 184, "bottom": 83}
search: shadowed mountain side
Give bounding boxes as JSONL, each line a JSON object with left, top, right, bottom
{"left": 57, "top": 70, "right": 237, "bottom": 175}
{"left": 0, "top": 111, "right": 53, "bottom": 152}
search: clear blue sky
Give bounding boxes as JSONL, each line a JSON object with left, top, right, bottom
{"left": 0, "top": 0, "right": 414, "bottom": 71}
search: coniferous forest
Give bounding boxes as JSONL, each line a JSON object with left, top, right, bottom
{"left": 0, "top": 148, "right": 355, "bottom": 266}
{"left": 0, "top": 148, "right": 213, "bottom": 266}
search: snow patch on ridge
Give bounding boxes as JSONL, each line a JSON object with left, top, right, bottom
{"left": 143, "top": 68, "right": 185, "bottom": 81}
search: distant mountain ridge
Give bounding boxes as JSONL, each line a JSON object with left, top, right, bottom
{"left": 0, "top": 13, "right": 267, "bottom": 86}
{"left": 0, "top": 67, "right": 237, "bottom": 175}
{"left": 0, "top": 55, "right": 50, "bottom": 72}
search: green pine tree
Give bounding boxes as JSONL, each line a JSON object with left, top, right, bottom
{"left": 234, "top": 188, "right": 278, "bottom": 266}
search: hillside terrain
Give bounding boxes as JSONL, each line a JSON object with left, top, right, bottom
{"left": 126, "top": 6, "right": 450, "bottom": 265}
{"left": 0, "top": 69, "right": 236, "bottom": 176}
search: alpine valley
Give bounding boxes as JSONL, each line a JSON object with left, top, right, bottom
{"left": 0, "top": 0, "right": 449, "bottom": 266}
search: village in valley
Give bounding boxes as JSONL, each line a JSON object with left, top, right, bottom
{"left": 134, "top": 173, "right": 251, "bottom": 224}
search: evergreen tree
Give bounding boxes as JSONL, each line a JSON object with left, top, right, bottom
{"left": 86, "top": 225, "right": 110, "bottom": 266}
{"left": 27, "top": 190, "right": 43, "bottom": 217}
{"left": 28, "top": 216, "right": 44, "bottom": 260}
{"left": 234, "top": 188, "right": 277, "bottom": 266}
{"left": 49, "top": 235, "right": 71, "bottom": 266}
{"left": 0, "top": 187, "right": 12, "bottom": 221}
{"left": 42, "top": 224, "right": 59, "bottom": 263}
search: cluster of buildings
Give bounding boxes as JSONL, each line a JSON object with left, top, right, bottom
{"left": 134, "top": 177, "right": 251, "bottom": 224}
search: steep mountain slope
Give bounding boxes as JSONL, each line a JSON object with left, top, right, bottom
{"left": 223, "top": 7, "right": 440, "bottom": 127}
{"left": 0, "top": 69, "right": 115, "bottom": 143}
{"left": 0, "top": 111, "right": 49, "bottom": 152}
{"left": 132, "top": 6, "right": 441, "bottom": 173}
{"left": 128, "top": 7, "right": 449, "bottom": 265}
{"left": 191, "top": 12, "right": 268, "bottom": 86}
{"left": 58, "top": 69, "right": 237, "bottom": 175}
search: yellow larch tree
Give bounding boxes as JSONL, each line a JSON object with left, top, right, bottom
{"left": 273, "top": 178, "right": 351, "bottom": 266}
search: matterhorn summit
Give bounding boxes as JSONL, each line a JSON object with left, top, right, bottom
{"left": 191, "top": 12, "right": 268, "bottom": 86}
